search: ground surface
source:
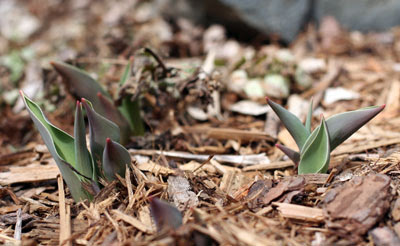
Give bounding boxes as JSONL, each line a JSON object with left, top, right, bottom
{"left": 1, "top": 1, "right": 400, "bottom": 245}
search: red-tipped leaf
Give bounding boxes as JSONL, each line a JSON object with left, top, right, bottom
{"left": 325, "top": 105, "right": 385, "bottom": 151}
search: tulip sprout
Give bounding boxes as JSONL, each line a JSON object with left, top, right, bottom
{"left": 266, "top": 97, "right": 385, "bottom": 174}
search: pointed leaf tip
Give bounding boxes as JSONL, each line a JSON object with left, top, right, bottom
{"left": 102, "top": 138, "right": 129, "bottom": 181}
{"left": 81, "top": 98, "right": 120, "bottom": 169}
{"left": 149, "top": 197, "right": 183, "bottom": 231}
{"left": 74, "top": 101, "right": 94, "bottom": 182}
{"left": 51, "top": 61, "right": 111, "bottom": 116}
{"left": 276, "top": 143, "right": 300, "bottom": 164}
{"left": 266, "top": 98, "right": 309, "bottom": 151}
{"left": 325, "top": 105, "right": 385, "bottom": 151}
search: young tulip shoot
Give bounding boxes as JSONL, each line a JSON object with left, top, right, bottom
{"left": 149, "top": 197, "right": 183, "bottom": 231}
{"left": 266, "top": 98, "right": 385, "bottom": 174}
{"left": 21, "top": 92, "right": 132, "bottom": 202}
{"left": 20, "top": 91, "right": 91, "bottom": 201}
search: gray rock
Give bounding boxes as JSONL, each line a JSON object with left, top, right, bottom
{"left": 314, "top": 0, "right": 400, "bottom": 32}
{"left": 158, "top": 0, "right": 400, "bottom": 43}
{"left": 218, "top": 0, "right": 310, "bottom": 42}
{"left": 158, "top": 0, "right": 310, "bottom": 43}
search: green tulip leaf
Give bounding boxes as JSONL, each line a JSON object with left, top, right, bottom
{"left": 20, "top": 91, "right": 90, "bottom": 201}
{"left": 305, "top": 99, "right": 313, "bottom": 134}
{"left": 298, "top": 117, "right": 330, "bottom": 174}
{"left": 266, "top": 97, "right": 309, "bottom": 151}
{"left": 74, "top": 101, "right": 96, "bottom": 181}
{"left": 102, "top": 138, "right": 130, "bottom": 181}
{"left": 118, "top": 61, "right": 145, "bottom": 136}
{"left": 81, "top": 98, "right": 120, "bottom": 167}
{"left": 97, "top": 93, "right": 131, "bottom": 144}
{"left": 51, "top": 61, "right": 111, "bottom": 115}
{"left": 325, "top": 105, "right": 385, "bottom": 151}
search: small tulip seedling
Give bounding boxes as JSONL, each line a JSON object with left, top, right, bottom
{"left": 266, "top": 97, "right": 385, "bottom": 174}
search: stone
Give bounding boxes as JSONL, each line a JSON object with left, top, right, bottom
{"left": 157, "top": 0, "right": 309, "bottom": 43}
{"left": 314, "top": 0, "right": 400, "bottom": 33}
{"left": 158, "top": 0, "right": 400, "bottom": 43}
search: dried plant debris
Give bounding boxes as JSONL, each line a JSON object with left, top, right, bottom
{"left": 4, "top": 1, "right": 400, "bottom": 245}
{"left": 324, "top": 174, "right": 391, "bottom": 239}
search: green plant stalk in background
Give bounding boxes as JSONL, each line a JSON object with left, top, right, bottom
{"left": 51, "top": 61, "right": 145, "bottom": 142}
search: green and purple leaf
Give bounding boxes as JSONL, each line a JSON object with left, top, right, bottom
{"left": 276, "top": 144, "right": 300, "bottom": 164}
{"left": 81, "top": 98, "right": 120, "bottom": 167}
{"left": 325, "top": 105, "right": 385, "bottom": 151}
{"left": 74, "top": 101, "right": 96, "bottom": 181}
{"left": 102, "top": 138, "right": 130, "bottom": 181}
{"left": 149, "top": 197, "right": 183, "bottom": 231}
{"left": 97, "top": 93, "right": 131, "bottom": 144}
{"left": 51, "top": 61, "right": 110, "bottom": 115}
{"left": 266, "top": 97, "right": 309, "bottom": 151}
{"left": 298, "top": 117, "right": 330, "bottom": 174}
{"left": 20, "top": 91, "right": 90, "bottom": 201}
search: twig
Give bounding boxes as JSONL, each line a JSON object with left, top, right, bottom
{"left": 193, "top": 155, "right": 214, "bottom": 173}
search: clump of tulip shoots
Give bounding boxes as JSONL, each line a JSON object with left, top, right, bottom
{"left": 21, "top": 91, "right": 131, "bottom": 202}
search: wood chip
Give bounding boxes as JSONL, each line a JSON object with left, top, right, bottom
{"left": 136, "top": 161, "right": 175, "bottom": 175}
{"left": 243, "top": 161, "right": 293, "bottom": 171}
{"left": 324, "top": 174, "right": 391, "bottom": 236}
{"left": 273, "top": 202, "right": 325, "bottom": 222}
{"left": 112, "top": 209, "right": 154, "bottom": 233}
{"left": 0, "top": 162, "right": 60, "bottom": 185}
{"left": 58, "top": 175, "right": 71, "bottom": 246}
{"left": 262, "top": 177, "right": 305, "bottom": 205}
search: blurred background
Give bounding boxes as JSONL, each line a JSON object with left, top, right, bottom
{"left": 1, "top": 0, "right": 400, "bottom": 152}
